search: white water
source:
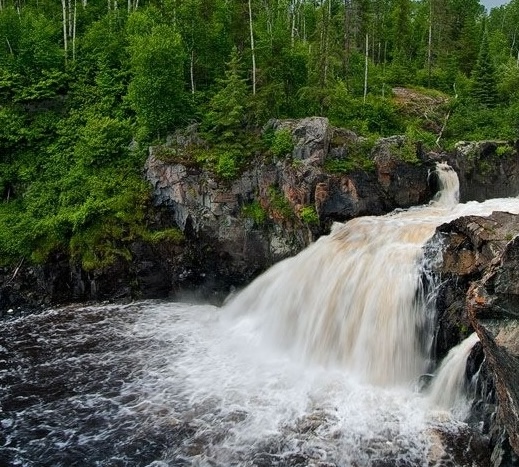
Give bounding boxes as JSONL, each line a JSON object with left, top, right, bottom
{"left": 224, "top": 163, "right": 519, "bottom": 387}
{"left": 428, "top": 333, "right": 481, "bottom": 418}
{"left": 4, "top": 163, "right": 519, "bottom": 465}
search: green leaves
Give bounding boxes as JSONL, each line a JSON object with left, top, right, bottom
{"left": 127, "top": 17, "right": 189, "bottom": 139}
{"left": 74, "top": 116, "right": 132, "bottom": 168}
{"left": 202, "top": 47, "right": 249, "bottom": 144}
{"left": 471, "top": 32, "right": 499, "bottom": 107}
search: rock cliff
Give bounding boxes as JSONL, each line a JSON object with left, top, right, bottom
{"left": 144, "top": 117, "right": 434, "bottom": 299}
{"left": 428, "top": 212, "right": 519, "bottom": 465}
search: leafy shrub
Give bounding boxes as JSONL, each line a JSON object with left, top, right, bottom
{"left": 299, "top": 206, "right": 319, "bottom": 225}
{"left": 215, "top": 150, "right": 240, "bottom": 180}
{"left": 270, "top": 128, "right": 294, "bottom": 157}
{"left": 324, "top": 137, "right": 376, "bottom": 173}
{"left": 267, "top": 187, "right": 293, "bottom": 220}
{"left": 241, "top": 200, "right": 267, "bottom": 225}
{"left": 395, "top": 139, "right": 419, "bottom": 164}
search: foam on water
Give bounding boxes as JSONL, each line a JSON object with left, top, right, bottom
{"left": 2, "top": 163, "right": 519, "bottom": 465}
{"left": 223, "top": 163, "right": 519, "bottom": 386}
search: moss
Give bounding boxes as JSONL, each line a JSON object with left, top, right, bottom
{"left": 267, "top": 186, "right": 294, "bottom": 220}
{"left": 139, "top": 227, "right": 184, "bottom": 244}
{"left": 270, "top": 128, "right": 294, "bottom": 157}
{"left": 241, "top": 200, "right": 267, "bottom": 226}
{"left": 299, "top": 205, "right": 319, "bottom": 225}
{"left": 395, "top": 139, "right": 420, "bottom": 164}
{"left": 324, "top": 137, "right": 376, "bottom": 174}
{"left": 495, "top": 145, "right": 513, "bottom": 158}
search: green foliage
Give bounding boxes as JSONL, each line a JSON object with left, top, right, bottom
{"left": 495, "top": 145, "right": 513, "bottom": 158}
{"left": 327, "top": 83, "right": 404, "bottom": 137}
{"left": 269, "top": 129, "right": 294, "bottom": 158}
{"left": 267, "top": 187, "right": 294, "bottom": 220}
{"left": 1, "top": 0, "right": 519, "bottom": 273}
{"left": 299, "top": 206, "right": 319, "bottom": 225}
{"left": 75, "top": 116, "right": 132, "bottom": 168}
{"left": 215, "top": 150, "right": 240, "bottom": 180}
{"left": 324, "top": 137, "right": 376, "bottom": 173}
{"left": 471, "top": 33, "right": 499, "bottom": 107}
{"left": 127, "top": 19, "right": 189, "bottom": 139}
{"left": 405, "top": 123, "right": 438, "bottom": 149}
{"left": 146, "top": 228, "right": 184, "bottom": 244}
{"left": 497, "top": 59, "right": 519, "bottom": 103}
{"left": 241, "top": 200, "right": 267, "bottom": 226}
{"left": 394, "top": 139, "right": 420, "bottom": 164}
{"left": 202, "top": 47, "right": 248, "bottom": 144}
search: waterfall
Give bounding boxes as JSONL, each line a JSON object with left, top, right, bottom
{"left": 427, "top": 333, "right": 480, "bottom": 417}
{"left": 5, "top": 165, "right": 519, "bottom": 466}
{"left": 224, "top": 162, "right": 518, "bottom": 387}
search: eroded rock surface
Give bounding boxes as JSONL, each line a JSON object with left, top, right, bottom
{"left": 429, "top": 212, "right": 519, "bottom": 464}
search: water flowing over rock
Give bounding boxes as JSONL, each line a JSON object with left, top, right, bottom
{"left": 3, "top": 158, "right": 519, "bottom": 465}
{"left": 144, "top": 118, "right": 434, "bottom": 300}
{"left": 428, "top": 210, "right": 519, "bottom": 464}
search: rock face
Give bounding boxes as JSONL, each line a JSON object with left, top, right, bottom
{"left": 428, "top": 212, "right": 519, "bottom": 464}
{"left": 452, "top": 140, "right": 519, "bottom": 202}
{"left": 143, "top": 118, "right": 434, "bottom": 300}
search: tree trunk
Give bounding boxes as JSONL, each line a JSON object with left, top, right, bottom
{"left": 190, "top": 49, "right": 195, "bottom": 95}
{"left": 72, "top": 0, "right": 77, "bottom": 61}
{"left": 68, "top": 0, "right": 72, "bottom": 36}
{"left": 61, "top": 0, "right": 68, "bottom": 64}
{"left": 248, "top": 0, "right": 256, "bottom": 95}
{"left": 363, "top": 33, "right": 368, "bottom": 104}
{"left": 343, "top": 0, "right": 351, "bottom": 80}
{"left": 427, "top": 0, "right": 433, "bottom": 87}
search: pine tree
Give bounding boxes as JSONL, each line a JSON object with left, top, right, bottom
{"left": 202, "top": 47, "right": 249, "bottom": 144}
{"left": 471, "top": 32, "right": 499, "bottom": 107}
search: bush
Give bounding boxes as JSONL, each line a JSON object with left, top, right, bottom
{"left": 241, "top": 200, "right": 267, "bottom": 225}
{"left": 299, "top": 206, "right": 319, "bottom": 225}
{"left": 270, "top": 128, "right": 294, "bottom": 157}
{"left": 215, "top": 150, "right": 240, "bottom": 180}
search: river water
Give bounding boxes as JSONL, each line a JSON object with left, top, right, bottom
{"left": 2, "top": 164, "right": 519, "bottom": 466}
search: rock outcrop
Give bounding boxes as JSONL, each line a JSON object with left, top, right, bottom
{"left": 143, "top": 118, "right": 435, "bottom": 301}
{"left": 428, "top": 212, "right": 519, "bottom": 464}
{"left": 452, "top": 140, "right": 519, "bottom": 202}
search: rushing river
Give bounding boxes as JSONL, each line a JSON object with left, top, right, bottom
{"left": 2, "top": 164, "right": 519, "bottom": 466}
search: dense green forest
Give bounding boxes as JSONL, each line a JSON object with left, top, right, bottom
{"left": 1, "top": 0, "right": 519, "bottom": 269}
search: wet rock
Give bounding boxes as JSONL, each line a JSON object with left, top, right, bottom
{"left": 453, "top": 140, "right": 519, "bottom": 202}
{"left": 428, "top": 212, "right": 519, "bottom": 462}
{"left": 467, "top": 235, "right": 519, "bottom": 459}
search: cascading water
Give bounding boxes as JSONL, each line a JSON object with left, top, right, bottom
{"left": 224, "top": 162, "right": 463, "bottom": 386}
{"left": 2, "top": 163, "right": 519, "bottom": 466}
{"left": 428, "top": 333, "right": 481, "bottom": 418}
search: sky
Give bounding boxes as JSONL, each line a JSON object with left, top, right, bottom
{"left": 481, "top": 0, "right": 510, "bottom": 9}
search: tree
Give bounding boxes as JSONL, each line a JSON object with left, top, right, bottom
{"left": 471, "top": 32, "right": 499, "bottom": 106}
{"left": 202, "top": 47, "right": 248, "bottom": 143}
{"left": 127, "top": 15, "right": 189, "bottom": 139}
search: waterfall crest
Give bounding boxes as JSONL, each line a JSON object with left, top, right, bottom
{"left": 224, "top": 162, "right": 519, "bottom": 386}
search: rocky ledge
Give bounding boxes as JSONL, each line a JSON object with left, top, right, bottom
{"left": 428, "top": 211, "right": 519, "bottom": 464}
{"left": 144, "top": 117, "right": 434, "bottom": 296}
{"left": 1, "top": 118, "right": 519, "bottom": 312}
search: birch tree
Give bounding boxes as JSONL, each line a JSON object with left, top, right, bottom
{"left": 248, "top": 0, "right": 256, "bottom": 94}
